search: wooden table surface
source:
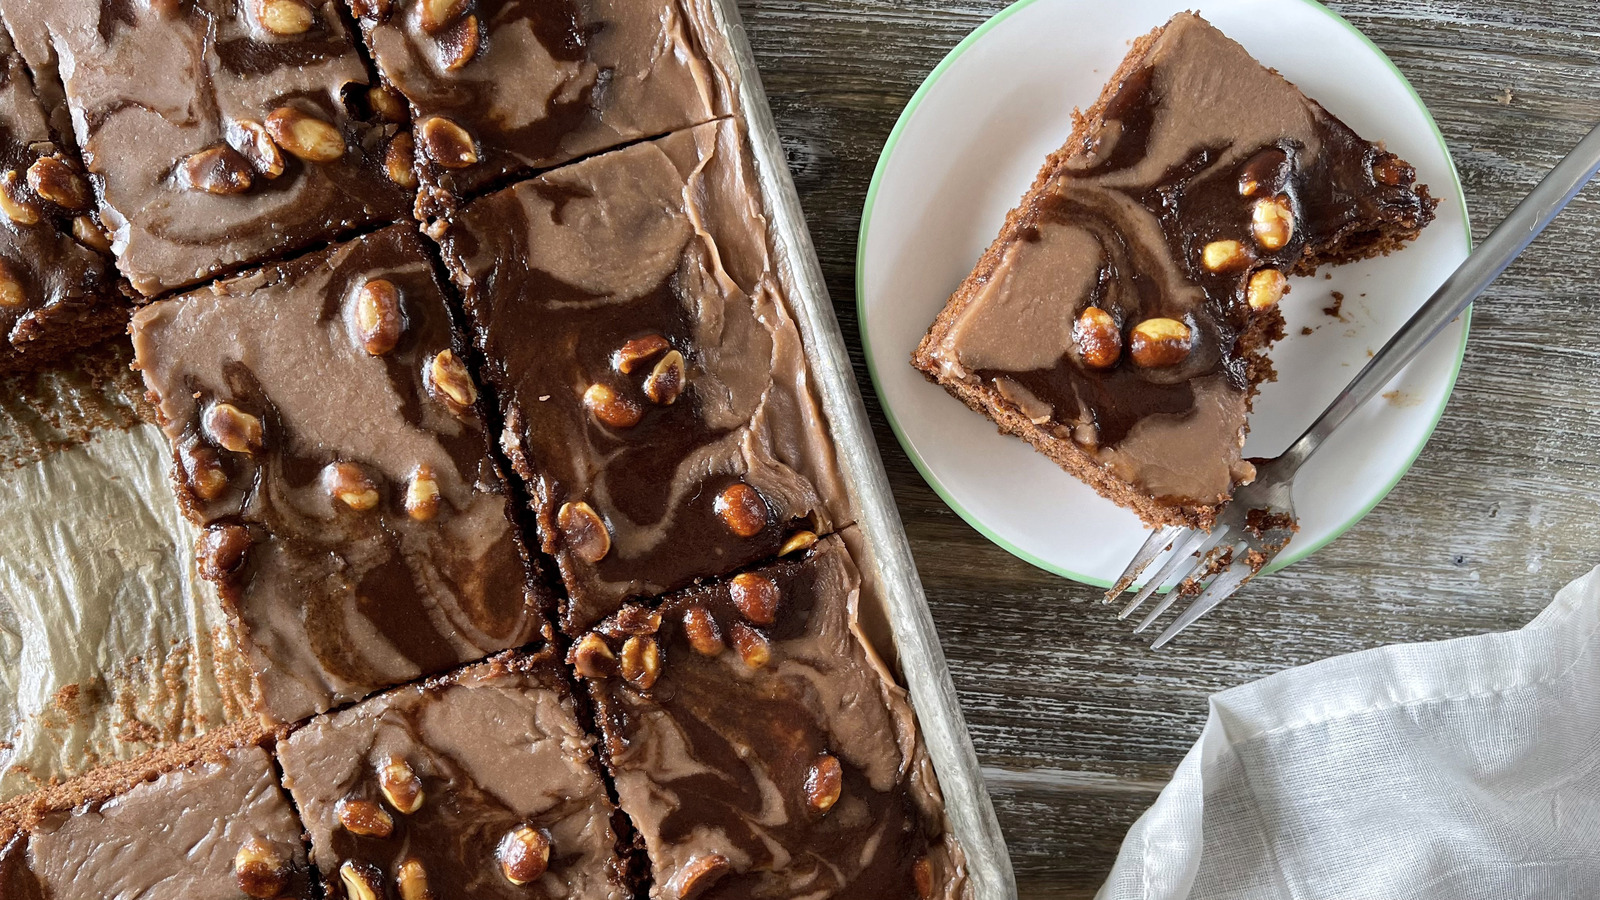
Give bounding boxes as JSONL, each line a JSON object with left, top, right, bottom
{"left": 734, "top": 1, "right": 1600, "bottom": 895}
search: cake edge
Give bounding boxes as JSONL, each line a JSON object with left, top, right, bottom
{"left": 0, "top": 719, "right": 279, "bottom": 838}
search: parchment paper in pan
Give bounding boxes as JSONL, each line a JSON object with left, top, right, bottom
{"left": 0, "top": 342, "right": 252, "bottom": 801}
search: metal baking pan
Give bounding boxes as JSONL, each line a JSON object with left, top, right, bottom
{"left": 702, "top": 3, "right": 1017, "bottom": 897}
{"left": 0, "top": 5, "right": 1017, "bottom": 888}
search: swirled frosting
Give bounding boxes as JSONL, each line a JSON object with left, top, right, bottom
{"left": 278, "top": 651, "right": 626, "bottom": 900}
{"left": 0, "top": 0, "right": 410, "bottom": 296}
{"left": 131, "top": 225, "right": 545, "bottom": 722}
{"left": 350, "top": 0, "right": 729, "bottom": 219}
{"left": 917, "top": 13, "right": 1434, "bottom": 519}
{"left": 442, "top": 118, "right": 847, "bottom": 632}
{"left": 0, "top": 24, "right": 121, "bottom": 371}
{"left": 577, "top": 534, "right": 966, "bottom": 900}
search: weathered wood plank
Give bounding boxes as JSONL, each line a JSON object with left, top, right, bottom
{"left": 736, "top": 0, "right": 1600, "bottom": 893}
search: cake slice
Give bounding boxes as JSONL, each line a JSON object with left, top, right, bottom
{"left": 439, "top": 119, "right": 848, "bottom": 634}
{"left": 130, "top": 225, "right": 549, "bottom": 723}
{"left": 912, "top": 12, "right": 1436, "bottom": 528}
{"left": 276, "top": 649, "right": 630, "bottom": 900}
{"left": 571, "top": 532, "right": 966, "bottom": 899}
{"left": 0, "top": 726, "right": 315, "bottom": 900}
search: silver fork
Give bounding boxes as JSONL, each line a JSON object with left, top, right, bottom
{"left": 1106, "top": 121, "right": 1600, "bottom": 649}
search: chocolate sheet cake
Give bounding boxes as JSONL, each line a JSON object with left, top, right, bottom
{"left": 0, "top": 23, "right": 123, "bottom": 374}
{"left": 347, "top": 0, "right": 730, "bottom": 220}
{"left": 573, "top": 534, "right": 965, "bottom": 899}
{"left": 278, "top": 650, "right": 629, "bottom": 900}
{"left": 440, "top": 118, "right": 848, "bottom": 633}
{"left": 130, "top": 225, "right": 548, "bottom": 722}
{"left": 0, "top": 0, "right": 411, "bottom": 297}
{"left": 2, "top": 1, "right": 974, "bottom": 895}
{"left": 912, "top": 12, "right": 1436, "bottom": 528}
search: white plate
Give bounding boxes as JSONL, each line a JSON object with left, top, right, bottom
{"left": 858, "top": 0, "right": 1471, "bottom": 587}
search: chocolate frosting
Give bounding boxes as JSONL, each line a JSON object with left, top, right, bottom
{"left": 927, "top": 13, "right": 1433, "bottom": 506}
{"left": 0, "top": 24, "right": 120, "bottom": 369}
{"left": 277, "top": 651, "right": 626, "bottom": 900}
{"left": 580, "top": 534, "right": 966, "bottom": 900}
{"left": 0, "top": 835, "right": 40, "bottom": 900}
{"left": 0, "top": 0, "right": 409, "bottom": 297}
{"left": 442, "top": 118, "right": 847, "bottom": 632}
{"left": 25, "top": 745, "right": 313, "bottom": 900}
{"left": 130, "top": 224, "right": 544, "bottom": 723}
{"left": 353, "top": 0, "right": 729, "bottom": 218}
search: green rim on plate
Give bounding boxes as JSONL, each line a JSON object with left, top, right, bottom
{"left": 856, "top": 0, "right": 1474, "bottom": 589}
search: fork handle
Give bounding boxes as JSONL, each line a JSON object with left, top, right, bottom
{"left": 1276, "top": 121, "right": 1600, "bottom": 473}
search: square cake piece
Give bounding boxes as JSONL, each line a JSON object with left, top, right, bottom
{"left": 130, "top": 224, "right": 548, "bottom": 723}
{"left": 912, "top": 12, "right": 1436, "bottom": 528}
{"left": 0, "top": 0, "right": 411, "bottom": 297}
{"left": 276, "top": 650, "right": 629, "bottom": 900}
{"left": 572, "top": 533, "right": 966, "bottom": 900}
{"left": 347, "top": 0, "right": 729, "bottom": 219}
{"left": 0, "top": 22, "right": 123, "bottom": 374}
{"left": 441, "top": 118, "right": 848, "bottom": 633}
{"left": 3, "top": 736, "right": 315, "bottom": 900}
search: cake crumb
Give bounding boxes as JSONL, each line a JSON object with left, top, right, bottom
{"left": 1300, "top": 326, "right": 1314, "bottom": 335}
{"left": 1496, "top": 87, "right": 1514, "bottom": 105}
{"left": 53, "top": 683, "right": 81, "bottom": 714}
{"left": 1323, "top": 291, "right": 1345, "bottom": 320}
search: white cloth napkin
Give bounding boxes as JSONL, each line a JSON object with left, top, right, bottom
{"left": 1098, "top": 566, "right": 1600, "bottom": 900}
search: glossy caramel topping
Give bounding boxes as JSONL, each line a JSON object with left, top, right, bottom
{"left": 0, "top": 0, "right": 409, "bottom": 296}
{"left": 277, "top": 652, "right": 625, "bottom": 900}
{"left": 130, "top": 225, "right": 544, "bottom": 722}
{"left": 25, "top": 746, "right": 314, "bottom": 900}
{"left": 928, "top": 13, "right": 1433, "bottom": 506}
{"left": 350, "top": 0, "right": 729, "bottom": 218}
{"left": 577, "top": 534, "right": 966, "bottom": 900}
{"left": 442, "top": 119, "right": 847, "bottom": 633}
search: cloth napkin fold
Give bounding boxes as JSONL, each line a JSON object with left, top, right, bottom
{"left": 1098, "top": 566, "right": 1600, "bottom": 900}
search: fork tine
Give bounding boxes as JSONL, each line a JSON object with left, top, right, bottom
{"left": 1104, "top": 525, "right": 1183, "bottom": 602}
{"left": 1115, "top": 526, "right": 1217, "bottom": 620}
{"left": 1130, "top": 527, "right": 1234, "bottom": 632}
{"left": 1149, "top": 553, "right": 1261, "bottom": 649}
